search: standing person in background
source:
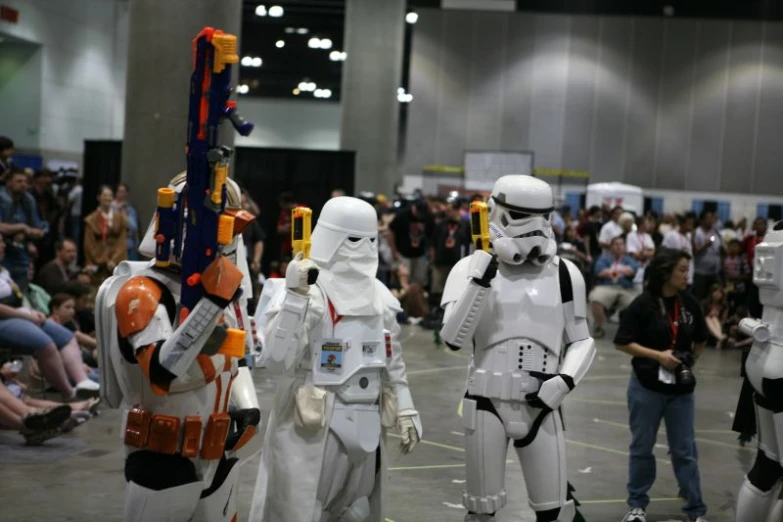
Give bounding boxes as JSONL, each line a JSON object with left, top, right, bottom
{"left": 428, "top": 200, "right": 470, "bottom": 320}
{"left": 599, "top": 206, "right": 625, "bottom": 253}
{"left": 111, "top": 183, "right": 139, "bottom": 261}
{"left": 723, "top": 239, "right": 751, "bottom": 313}
{"left": 580, "top": 205, "right": 603, "bottom": 270}
{"left": 82, "top": 186, "right": 127, "bottom": 281}
{"left": 67, "top": 175, "right": 83, "bottom": 244}
{"left": 615, "top": 248, "right": 709, "bottom": 522}
{"left": 388, "top": 199, "right": 434, "bottom": 285}
{"left": 276, "top": 192, "right": 295, "bottom": 259}
{"left": 29, "top": 169, "right": 59, "bottom": 268}
{"left": 692, "top": 211, "right": 723, "bottom": 300}
{"left": 0, "top": 170, "right": 45, "bottom": 292}
{"left": 662, "top": 212, "right": 696, "bottom": 290}
{"left": 627, "top": 216, "right": 656, "bottom": 294}
{"left": 243, "top": 215, "right": 265, "bottom": 313}
{"left": 0, "top": 136, "right": 14, "bottom": 179}
{"left": 743, "top": 217, "right": 767, "bottom": 318}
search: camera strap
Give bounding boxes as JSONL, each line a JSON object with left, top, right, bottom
{"left": 659, "top": 296, "right": 680, "bottom": 349}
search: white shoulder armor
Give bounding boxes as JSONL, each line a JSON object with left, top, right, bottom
{"left": 559, "top": 257, "right": 587, "bottom": 319}
{"left": 441, "top": 256, "right": 472, "bottom": 307}
{"left": 375, "top": 280, "right": 402, "bottom": 313}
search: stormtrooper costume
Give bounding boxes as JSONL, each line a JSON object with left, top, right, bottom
{"left": 735, "top": 222, "right": 783, "bottom": 522}
{"left": 96, "top": 175, "right": 262, "bottom": 522}
{"left": 249, "top": 196, "right": 422, "bottom": 522}
{"left": 440, "top": 175, "right": 595, "bottom": 522}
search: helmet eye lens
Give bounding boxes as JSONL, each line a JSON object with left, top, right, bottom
{"left": 508, "top": 210, "right": 530, "bottom": 220}
{"left": 347, "top": 237, "right": 362, "bottom": 243}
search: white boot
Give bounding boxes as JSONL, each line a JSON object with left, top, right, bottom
{"left": 737, "top": 476, "right": 778, "bottom": 522}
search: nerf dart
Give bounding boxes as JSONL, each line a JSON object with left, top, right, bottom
{"left": 470, "top": 201, "right": 490, "bottom": 252}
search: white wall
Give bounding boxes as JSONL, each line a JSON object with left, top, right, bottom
{"left": 0, "top": 0, "right": 128, "bottom": 154}
{"left": 234, "top": 98, "right": 341, "bottom": 150}
{"left": 0, "top": 40, "right": 42, "bottom": 150}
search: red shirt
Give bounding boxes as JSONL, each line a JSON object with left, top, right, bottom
{"left": 743, "top": 234, "right": 764, "bottom": 266}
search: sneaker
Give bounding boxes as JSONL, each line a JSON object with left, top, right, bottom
{"left": 74, "top": 379, "right": 100, "bottom": 400}
{"left": 622, "top": 507, "right": 646, "bottom": 522}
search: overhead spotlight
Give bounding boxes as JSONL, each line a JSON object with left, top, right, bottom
{"left": 255, "top": 4, "right": 267, "bottom": 16}
{"left": 339, "top": 51, "right": 347, "bottom": 61}
{"left": 397, "top": 87, "right": 405, "bottom": 95}
{"left": 406, "top": 93, "right": 413, "bottom": 102}
{"left": 329, "top": 50, "right": 340, "bottom": 61}
{"left": 251, "top": 57, "right": 262, "bottom": 67}
{"left": 237, "top": 84, "right": 250, "bottom": 94}
{"left": 276, "top": 40, "right": 285, "bottom": 48}
{"left": 293, "top": 88, "right": 301, "bottom": 95}
{"left": 308, "top": 37, "right": 321, "bottom": 49}
{"left": 314, "top": 89, "right": 324, "bottom": 98}
{"left": 406, "top": 12, "right": 419, "bottom": 24}
{"left": 285, "top": 27, "right": 295, "bottom": 33}
{"left": 663, "top": 5, "right": 674, "bottom": 16}
{"left": 241, "top": 56, "right": 253, "bottom": 67}
{"left": 397, "top": 92, "right": 412, "bottom": 103}
{"left": 319, "top": 38, "right": 333, "bottom": 49}
{"left": 297, "top": 27, "right": 309, "bottom": 34}
{"left": 268, "top": 5, "right": 284, "bottom": 17}
{"left": 306, "top": 82, "right": 316, "bottom": 91}
{"left": 323, "top": 89, "right": 332, "bottom": 99}
{"left": 298, "top": 81, "right": 307, "bottom": 91}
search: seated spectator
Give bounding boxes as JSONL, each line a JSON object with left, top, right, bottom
{"left": 590, "top": 236, "right": 639, "bottom": 338}
{"left": 559, "top": 227, "right": 590, "bottom": 273}
{"left": 36, "top": 238, "right": 77, "bottom": 296}
{"left": 0, "top": 170, "right": 45, "bottom": 292}
{"left": 25, "top": 261, "right": 51, "bottom": 315}
{"left": 49, "top": 293, "right": 98, "bottom": 366}
{"left": 389, "top": 264, "right": 428, "bottom": 324}
{"left": 0, "top": 380, "right": 72, "bottom": 445}
{"left": 83, "top": 185, "right": 127, "bottom": 281}
{"left": 702, "top": 284, "right": 728, "bottom": 348}
{"left": 0, "top": 236, "right": 99, "bottom": 400}
{"left": 626, "top": 216, "right": 656, "bottom": 294}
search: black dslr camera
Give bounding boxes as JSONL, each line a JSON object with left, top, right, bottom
{"left": 673, "top": 351, "right": 695, "bottom": 386}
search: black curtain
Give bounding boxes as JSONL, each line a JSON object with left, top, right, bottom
{"left": 81, "top": 140, "right": 123, "bottom": 262}
{"left": 233, "top": 146, "right": 355, "bottom": 272}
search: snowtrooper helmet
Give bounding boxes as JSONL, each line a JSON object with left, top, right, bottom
{"left": 755, "top": 221, "right": 783, "bottom": 308}
{"left": 488, "top": 175, "right": 557, "bottom": 266}
{"left": 310, "top": 196, "right": 378, "bottom": 278}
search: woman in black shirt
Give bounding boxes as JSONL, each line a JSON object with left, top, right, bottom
{"left": 614, "top": 248, "right": 709, "bottom": 522}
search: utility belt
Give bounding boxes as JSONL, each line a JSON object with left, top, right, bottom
{"left": 123, "top": 407, "right": 230, "bottom": 461}
{"left": 467, "top": 369, "right": 549, "bottom": 401}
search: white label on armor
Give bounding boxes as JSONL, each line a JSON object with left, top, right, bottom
{"left": 320, "top": 339, "right": 343, "bottom": 374}
{"left": 362, "top": 342, "right": 378, "bottom": 356}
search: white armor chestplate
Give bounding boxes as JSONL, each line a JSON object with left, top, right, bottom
{"left": 470, "top": 261, "right": 565, "bottom": 402}
{"left": 746, "top": 307, "right": 783, "bottom": 396}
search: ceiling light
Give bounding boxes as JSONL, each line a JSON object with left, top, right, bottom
{"left": 663, "top": 5, "right": 674, "bottom": 16}
{"left": 241, "top": 56, "right": 253, "bottom": 67}
{"left": 319, "top": 38, "right": 333, "bottom": 50}
{"left": 406, "top": 93, "right": 413, "bottom": 102}
{"left": 314, "top": 89, "right": 324, "bottom": 98}
{"left": 276, "top": 40, "right": 285, "bottom": 48}
{"left": 406, "top": 12, "right": 418, "bottom": 24}
{"left": 329, "top": 50, "right": 340, "bottom": 61}
{"left": 298, "top": 81, "right": 307, "bottom": 90}
{"left": 340, "top": 52, "right": 347, "bottom": 61}
{"left": 285, "top": 27, "right": 295, "bottom": 33}
{"left": 398, "top": 92, "right": 412, "bottom": 103}
{"left": 268, "top": 5, "right": 284, "bottom": 17}
{"left": 255, "top": 4, "right": 267, "bottom": 16}
{"left": 397, "top": 87, "right": 405, "bottom": 95}
{"left": 252, "top": 57, "right": 263, "bottom": 67}
{"left": 297, "top": 27, "right": 309, "bottom": 34}
{"left": 237, "top": 84, "right": 249, "bottom": 94}
{"left": 308, "top": 37, "right": 320, "bottom": 49}
{"left": 293, "top": 88, "right": 300, "bottom": 95}
{"left": 306, "top": 82, "right": 316, "bottom": 91}
{"left": 322, "top": 89, "right": 332, "bottom": 99}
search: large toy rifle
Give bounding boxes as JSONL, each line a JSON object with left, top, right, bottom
{"left": 159, "top": 27, "right": 253, "bottom": 321}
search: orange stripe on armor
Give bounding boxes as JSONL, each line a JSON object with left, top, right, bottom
{"left": 116, "top": 276, "right": 162, "bottom": 337}
{"left": 136, "top": 345, "right": 169, "bottom": 396}
{"left": 197, "top": 354, "right": 216, "bottom": 383}
{"left": 231, "top": 425, "right": 256, "bottom": 452}
{"left": 222, "top": 374, "right": 235, "bottom": 412}
{"left": 213, "top": 375, "right": 223, "bottom": 413}
{"left": 201, "top": 256, "right": 243, "bottom": 301}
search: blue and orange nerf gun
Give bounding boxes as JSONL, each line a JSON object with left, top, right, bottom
{"left": 153, "top": 27, "right": 253, "bottom": 323}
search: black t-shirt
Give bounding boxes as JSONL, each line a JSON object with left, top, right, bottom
{"left": 389, "top": 210, "right": 434, "bottom": 259}
{"left": 242, "top": 220, "right": 266, "bottom": 265}
{"left": 433, "top": 219, "right": 470, "bottom": 267}
{"left": 614, "top": 290, "right": 708, "bottom": 394}
{"left": 583, "top": 221, "right": 602, "bottom": 256}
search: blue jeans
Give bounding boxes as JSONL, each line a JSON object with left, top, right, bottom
{"left": 627, "top": 372, "right": 706, "bottom": 517}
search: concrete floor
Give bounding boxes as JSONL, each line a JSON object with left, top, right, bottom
{"left": 0, "top": 323, "right": 751, "bottom": 522}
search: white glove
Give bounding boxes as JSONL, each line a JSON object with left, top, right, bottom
{"left": 525, "top": 373, "right": 572, "bottom": 411}
{"left": 398, "top": 414, "right": 420, "bottom": 455}
{"left": 285, "top": 252, "right": 318, "bottom": 294}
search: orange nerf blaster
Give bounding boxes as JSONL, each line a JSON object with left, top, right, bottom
{"left": 470, "top": 201, "right": 490, "bottom": 252}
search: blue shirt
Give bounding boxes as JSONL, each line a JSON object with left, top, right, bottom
{"left": 594, "top": 254, "right": 638, "bottom": 289}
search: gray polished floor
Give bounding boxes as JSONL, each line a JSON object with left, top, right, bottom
{"left": 0, "top": 324, "right": 750, "bottom": 522}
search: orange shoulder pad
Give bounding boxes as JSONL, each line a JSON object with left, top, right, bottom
{"left": 225, "top": 209, "right": 256, "bottom": 235}
{"left": 201, "top": 256, "right": 243, "bottom": 302}
{"left": 116, "top": 276, "right": 163, "bottom": 337}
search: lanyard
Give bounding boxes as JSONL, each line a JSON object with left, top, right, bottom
{"left": 659, "top": 297, "right": 680, "bottom": 349}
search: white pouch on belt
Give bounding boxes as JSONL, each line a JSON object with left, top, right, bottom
{"left": 294, "top": 384, "right": 327, "bottom": 430}
{"left": 380, "top": 387, "right": 398, "bottom": 428}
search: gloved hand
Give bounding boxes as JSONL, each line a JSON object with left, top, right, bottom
{"left": 468, "top": 250, "right": 498, "bottom": 288}
{"left": 285, "top": 252, "right": 319, "bottom": 294}
{"left": 398, "top": 413, "right": 420, "bottom": 455}
{"left": 525, "top": 372, "right": 575, "bottom": 411}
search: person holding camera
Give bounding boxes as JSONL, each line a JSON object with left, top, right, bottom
{"left": 614, "top": 248, "right": 709, "bottom": 522}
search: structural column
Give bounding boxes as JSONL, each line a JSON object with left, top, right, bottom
{"left": 121, "top": 0, "right": 242, "bottom": 223}
{"left": 340, "top": 0, "right": 406, "bottom": 197}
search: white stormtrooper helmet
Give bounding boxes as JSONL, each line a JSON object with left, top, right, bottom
{"left": 310, "top": 196, "right": 381, "bottom": 315}
{"left": 487, "top": 175, "right": 557, "bottom": 266}
{"left": 755, "top": 221, "right": 783, "bottom": 308}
